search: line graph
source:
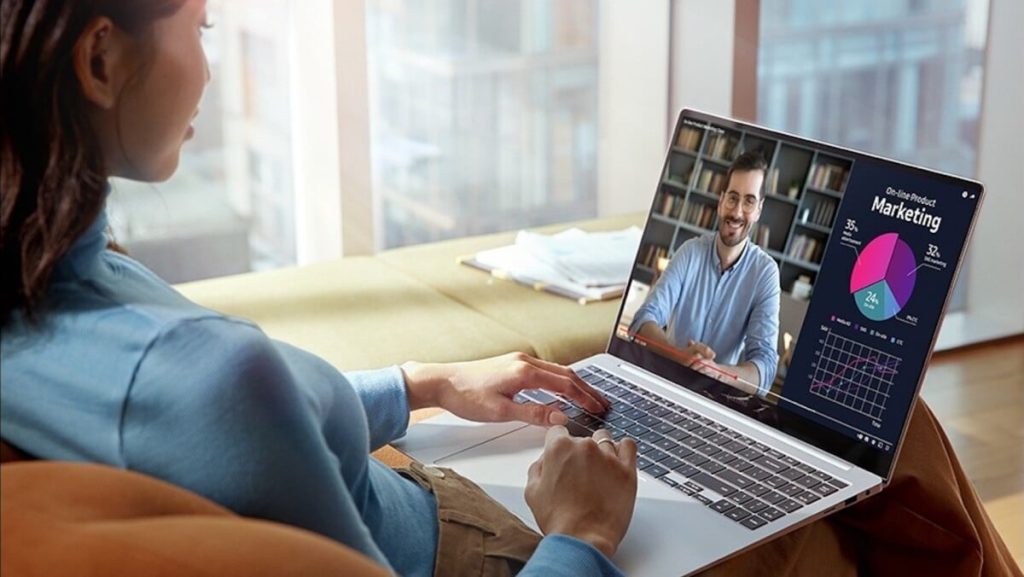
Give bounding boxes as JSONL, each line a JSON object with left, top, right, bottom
{"left": 810, "top": 330, "right": 901, "bottom": 420}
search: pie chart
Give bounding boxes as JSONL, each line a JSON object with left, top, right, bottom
{"left": 850, "top": 233, "right": 916, "bottom": 321}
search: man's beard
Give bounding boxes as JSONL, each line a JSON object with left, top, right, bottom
{"left": 718, "top": 216, "right": 749, "bottom": 247}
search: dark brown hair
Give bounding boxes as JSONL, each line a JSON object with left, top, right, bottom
{"left": 725, "top": 150, "right": 769, "bottom": 198}
{"left": 1, "top": 0, "right": 182, "bottom": 325}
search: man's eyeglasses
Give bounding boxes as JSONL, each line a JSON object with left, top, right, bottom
{"left": 721, "top": 192, "right": 761, "bottom": 214}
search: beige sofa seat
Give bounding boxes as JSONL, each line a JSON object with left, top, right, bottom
{"left": 177, "top": 255, "right": 535, "bottom": 370}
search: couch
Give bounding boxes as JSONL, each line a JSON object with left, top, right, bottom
{"left": 1, "top": 214, "right": 642, "bottom": 576}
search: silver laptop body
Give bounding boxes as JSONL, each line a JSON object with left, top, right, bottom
{"left": 395, "top": 109, "right": 984, "bottom": 576}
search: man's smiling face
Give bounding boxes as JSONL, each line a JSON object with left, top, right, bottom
{"left": 718, "top": 170, "right": 765, "bottom": 247}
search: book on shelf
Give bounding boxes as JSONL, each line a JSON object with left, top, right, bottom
{"left": 639, "top": 243, "right": 670, "bottom": 271}
{"left": 764, "top": 167, "right": 781, "bottom": 197}
{"left": 787, "top": 234, "right": 824, "bottom": 264}
{"left": 696, "top": 166, "right": 726, "bottom": 194}
{"left": 809, "top": 162, "right": 849, "bottom": 192}
{"left": 459, "top": 227, "right": 640, "bottom": 304}
{"left": 657, "top": 191, "right": 685, "bottom": 219}
{"left": 705, "top": 131, "right": 739, "bottom": 160}
{"left": 750, "top": 223, "right": 771, "bottom": 250}
{"left": 676, "top": 126, "right": 703, "bottom": 152}
{"left": 682, "top": 201, "right": 718, "bottom": 230}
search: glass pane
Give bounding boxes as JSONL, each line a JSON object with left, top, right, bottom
{"left": 757, "top": 0, "right": 989, "bottom": 310}
{"left": 366, "top": 0, "right": 600, "bottom": 249}
{"left": 107, "top": 0, "right": 297, "bottom": 283}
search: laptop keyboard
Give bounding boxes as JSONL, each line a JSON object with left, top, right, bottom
{"left": 515, "top": 365, "right": 849, "bottom": 530}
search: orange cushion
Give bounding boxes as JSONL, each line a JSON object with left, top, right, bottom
{"left": 0, "top": 461, "right": 389, "bottom": 577}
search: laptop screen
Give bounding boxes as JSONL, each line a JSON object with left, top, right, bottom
{"left": 608, "top": 109, "right": 983, "bottom": 479}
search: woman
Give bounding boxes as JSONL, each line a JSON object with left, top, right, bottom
{"left": 0, "top": 1, "right": 637, "bottom": 576}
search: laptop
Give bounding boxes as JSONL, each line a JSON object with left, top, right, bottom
{"left": 394, "top": 109, "right": 984, "bottom": 576}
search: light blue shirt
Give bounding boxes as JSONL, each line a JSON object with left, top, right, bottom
{"left": 0, "top": 206, "right": 623, "bottom": 577}
{"left": 630, "top": 233, "right": 780, "bottom": 394}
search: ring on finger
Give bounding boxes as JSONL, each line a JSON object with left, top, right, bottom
{"left": 596, "top": 437, "right": 616, "bottom": 448}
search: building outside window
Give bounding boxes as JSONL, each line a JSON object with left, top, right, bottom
{"left": 366, "top": 0, "right": 601, "bottom": 249}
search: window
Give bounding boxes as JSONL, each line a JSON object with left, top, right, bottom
{"left": 366, "top": 0, "right": 601, "bottom": 249}
{"left": 757, "top": 0, "right": 990, "bottom": 309}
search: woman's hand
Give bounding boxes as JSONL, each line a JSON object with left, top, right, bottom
{"left": 401, "top": 352, "right": 609, "bottom": 426}
{"left": 525, "top": 427, "right": 638, "bottom": 558}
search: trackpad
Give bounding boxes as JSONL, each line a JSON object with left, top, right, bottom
{"left": 393, "top": 412, "right": 533, "bottom": 465}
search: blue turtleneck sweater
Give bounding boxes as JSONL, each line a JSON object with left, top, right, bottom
{"left": 0, "top": 207, "right": 623, "bottom": 577}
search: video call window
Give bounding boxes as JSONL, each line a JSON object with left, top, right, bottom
{"left": 612, "top": 113, "right": 980, "bottom": 467}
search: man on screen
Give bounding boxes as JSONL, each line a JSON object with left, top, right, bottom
{"left": 630, "top": 151, "right": 781, "bottom": 396}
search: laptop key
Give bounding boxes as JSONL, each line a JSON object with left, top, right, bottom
{"left": 740, "top": 515, "right": 769, "bottom": 530}
{"left": 669, "top": 446, "right": 694, "bottom": 460}
{"left": 645, "top": 464, "right": 669, "bottom": 478}
{"left": 710, "top": 500, "right": 734, "bottom": 513}
{"left": 746, "top": 467, "right": 773, "bottom": 481}
{"left": 794, "top": 476, "right": 821, "bottom": 489}
{"left": 701, "top": 461, "right": 726, "bottom": 475}
{"left": 653, "top": 422, "right": 677, "bottom": 435}
{"left": 565, "top": 421, "right": 592, "bottom": 437}
{"left": 716, "top": 468, "right": 755, "bottom": 490}
{"left": 737, "top": 447, "right": 762, "bottom": 460}
{"left": 746, "top": 483, "right": 771, "bottom": 497}
{"left": 811, "top": 482, "right": 839, "bottom": 496}
{"left": 694, "top": 494, "right": 714, "bottom": 506}
{"left": 753, "top": 455, "right": 787, "bottom": 474}
{"left": 660, "top": 456, "right": 684, "bottom": 470}
{"left": 765, "top": 475, "right": 789, "bottom": 489}
{"left": 760, "top": 507, "right": 785, "bottom": 521}
{"left": 779, "top": 468, "right": 805, "bottom": 481}
{"left": 827, "top": 477, "right": 850, "bottom": 489}
{"left": 716, "top": 452, "right": 738, "bottom": 465}
{"left": 669, "top": 465, "right": 698, "bottom": 480}
{"left": 725, "top": 508, "right": 751, "bottom": 522}
{"left": 745, "top": 500, "right": 769, "bottom": 513}
{"left": 777, "top": 499, "right": 803, "bottom": 513}
{"left": 709, "top": 433, "right": 732, "bottom": 445}
{"left": 639, "top": 430, "right": 663, "bottom": 443}
{"left": 695, "top": 443, "right": 721, "bottom": 457}
{"left": 778, "top": 483, "right": 804, "bottom": 497}
{"left": 691, "top": 472, "right": 736, "bottom": 497}
{"left": 793, "top": 490, "right": 821, "bottom": 505}
{"left": 810, "top": 470, "right": 833, "bottom": 482}
{"left": 727, "top": 491, "right": 753, "bottom": 505}
{"left": 683, "top": 452, "right": 709, "bottom": 467}
{"left": 762, "top": 491, "right": 787, "bottom": 505}
{"left": 665, "top": 428, "right": 691, "bottom": 441}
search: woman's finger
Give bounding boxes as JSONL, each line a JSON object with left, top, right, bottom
{"left": 519, "top": 356, "right": 609, "bottom": 411}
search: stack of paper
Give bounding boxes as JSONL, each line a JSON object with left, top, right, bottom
{"left": 460, "top": 227, "right": 642, "bottom": 304}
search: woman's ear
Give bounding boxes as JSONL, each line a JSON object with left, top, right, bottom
{"left": 73, "top": 17, "right": 131, "bottom": 109}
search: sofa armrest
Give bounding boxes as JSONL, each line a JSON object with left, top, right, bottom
{"left": 1, "top": 462, "right": 389, "bottom": 577}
